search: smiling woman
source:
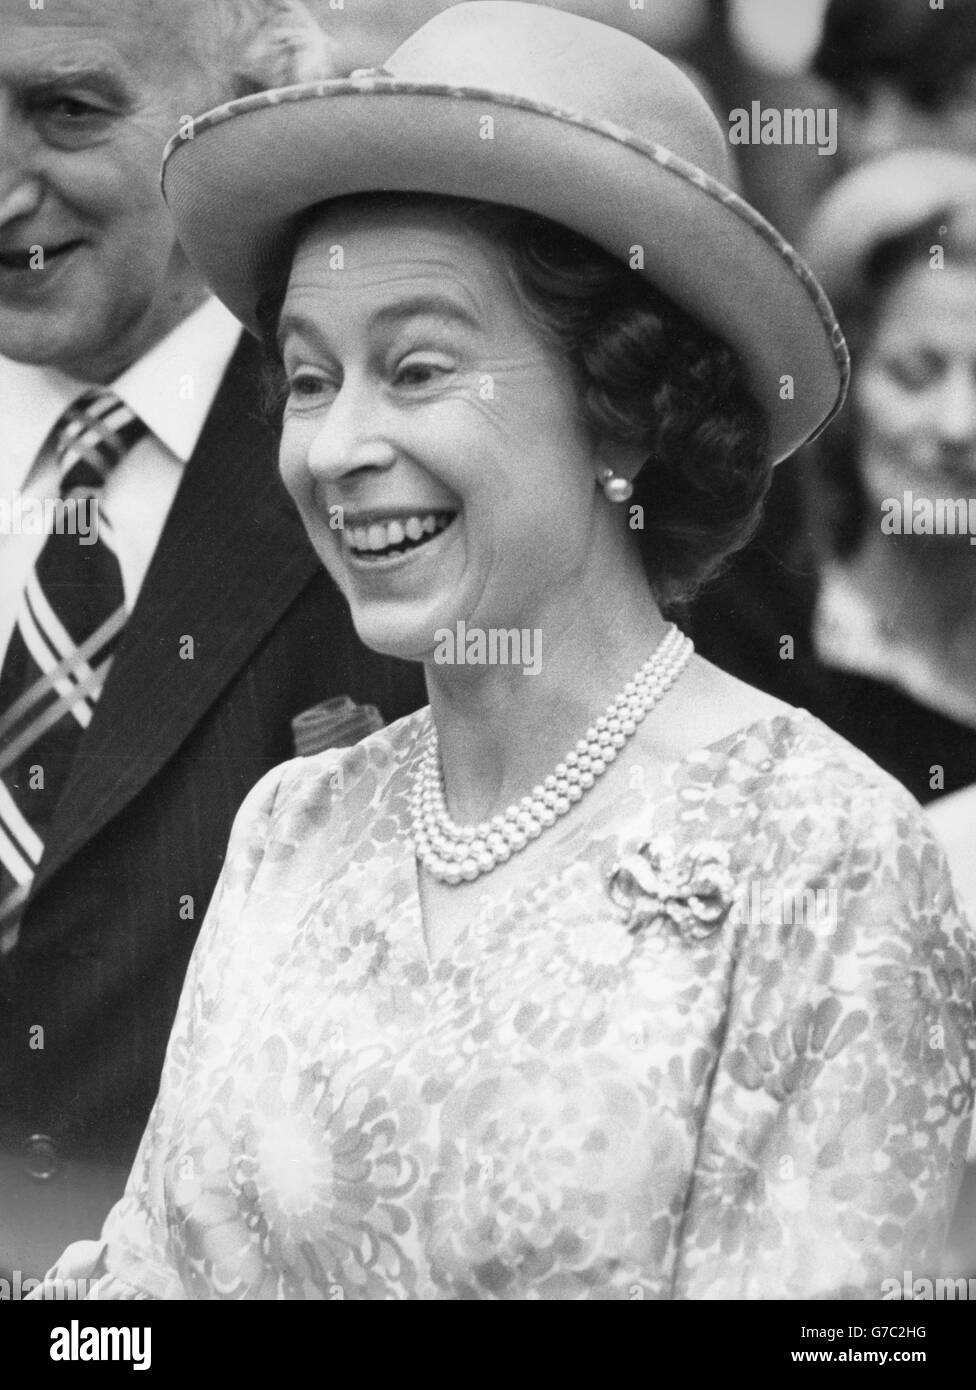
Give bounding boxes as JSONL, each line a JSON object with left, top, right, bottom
{"left": 788, "top": 153, "right": 976, "bottom": 810}
{"left": 260, "top": 192, "right": 769, "bottom": 612}
{"left": 34, "top": 2, "right": 976, "bottom": 1301}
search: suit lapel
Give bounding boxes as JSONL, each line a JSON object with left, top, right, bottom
{"left": 31, "top": 334, "right": 320, "bottom": 896}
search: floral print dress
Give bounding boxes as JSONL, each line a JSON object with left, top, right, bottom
{"left": 41, "top": 708, "right": 976, "bottom": 1299}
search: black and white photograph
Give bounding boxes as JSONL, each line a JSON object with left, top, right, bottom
{"left": 0, "top": 0, "right": 974, "bottom": 1348}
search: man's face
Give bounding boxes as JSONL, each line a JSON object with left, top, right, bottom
{"left": 0, "top": 0, "right": 222, "bottom": 382}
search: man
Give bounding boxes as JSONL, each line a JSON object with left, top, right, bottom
{"left": 0, "top": 0, "right": 423, "bottom": 1279}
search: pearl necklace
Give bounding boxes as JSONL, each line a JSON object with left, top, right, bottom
{"left": 410, "top": 623, "right": 694, "bottom": 885}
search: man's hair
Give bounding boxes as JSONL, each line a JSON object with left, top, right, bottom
{"left": 257, "top": 192, "right": 770, "bottom": 611}
{"left": 813, "top": 0, "right": 976, "bottom": 109}
{"left": 188, "top": 0, "right": 336, "bottom": 96}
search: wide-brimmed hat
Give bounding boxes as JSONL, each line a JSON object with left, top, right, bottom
{"left": 802, "top": 148, "right": 976, "bottom": 315}
{"left": 161, "top": 0, "right": 848, "bottom": 465}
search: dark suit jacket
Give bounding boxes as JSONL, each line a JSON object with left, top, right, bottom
{"left": 0, "top": 335, "right": 425, "bottom": 1244}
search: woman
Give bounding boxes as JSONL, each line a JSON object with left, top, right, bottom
{"left": 39, "top": 3, "right": 974, "bottom": 1300}
{"left": 798, "top": 153, "right": 976, "bottom": 861}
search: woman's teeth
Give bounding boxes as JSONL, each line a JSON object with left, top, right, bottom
{"left": 346, "top": 512, "right": 455, "bottom": 559}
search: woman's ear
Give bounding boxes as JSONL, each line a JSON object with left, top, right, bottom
{"left": 594, "top": 440, "right": 650, "bottom": 489}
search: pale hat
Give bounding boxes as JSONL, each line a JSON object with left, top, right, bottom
{"left": 161, "top": 0, "right": 849, "bottom": 464}
{"left": 802, "top": 148, "right": 976, "bottom": 313}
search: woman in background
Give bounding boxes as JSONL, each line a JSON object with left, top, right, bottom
{"left": 800, "top": 152, "right": 976, "bottom": 877}
{"left": 35, "top": 4, "right": 975, "bottom": 1300}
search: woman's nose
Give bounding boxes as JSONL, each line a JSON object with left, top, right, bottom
{"left": 306, "top": 379, "right": 398, "bottom": 480}
{"left": 933, "top": 363, "right": 976, "bottom": 448}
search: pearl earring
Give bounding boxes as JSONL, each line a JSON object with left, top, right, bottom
{"left": 599, "top": 468, "right": 634, "bottom": 504}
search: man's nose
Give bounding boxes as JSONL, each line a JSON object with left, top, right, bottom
{"left": 306, "top": 379, "right": 398, "bottom": 481}
{"left": 0, "top": 110, "right": 44, "bottom": 230}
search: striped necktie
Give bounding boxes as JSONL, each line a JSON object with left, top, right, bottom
{"left": 0, "top": 389, "right": 147, "bottom": 950}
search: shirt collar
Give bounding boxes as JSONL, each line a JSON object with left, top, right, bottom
{"left": 0, "top": 359, "right": 79, "bottom": 491}
{"left": 0, "top": 297, "right": 241, "bottom": 489}
{"left": 111, "top": 297, "right": 241, "bottom": 462}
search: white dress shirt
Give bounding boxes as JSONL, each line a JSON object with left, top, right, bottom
{"left": 0, "top": 297, "right": 241, "bottom": 665}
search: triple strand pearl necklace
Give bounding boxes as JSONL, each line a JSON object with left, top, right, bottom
{"left": 410, "top": 623, "right": 694, "bottom": 885}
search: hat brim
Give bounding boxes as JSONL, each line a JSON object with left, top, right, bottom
{"left": 163, "top": 80, "right": 849, "bottom": 464}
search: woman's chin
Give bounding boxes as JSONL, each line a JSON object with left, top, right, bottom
{"left": 346, "top": 605, "right": 442, "bottom": 667}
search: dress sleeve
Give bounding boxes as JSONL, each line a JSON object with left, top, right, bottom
{"left": 29, "top": 762, "right": 291, "bottom": 1301}
{"left": 672, "top": 783, "right": 976, "bottom": 1300}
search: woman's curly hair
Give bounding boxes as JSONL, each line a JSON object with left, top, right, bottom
{"left": 258, "top": 193, "right": 770, "bottom": 609}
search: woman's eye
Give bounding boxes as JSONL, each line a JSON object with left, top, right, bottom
{"left": 287, "top": 372, "right": 334, "bottom": 403}
{"left": 884, "top": 352, "right": 944, "bottom": 392}
{"left": 394, "top": 358, "right": 452, "bottom": 388}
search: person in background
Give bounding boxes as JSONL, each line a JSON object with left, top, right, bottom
{"left": 798, "top": 152, "right": 976, "bottom": 810}
{"left": 813, "top": 0, "right": 976, "bottom": 165}
{"left": 0, "top": 0, "right": 423, "bottom": 1281}
{"left": 689, "top": 0, "right": 976, "bottom": 785}
{"left": 36, "top": 2, "right": 975, "bottom": 1300}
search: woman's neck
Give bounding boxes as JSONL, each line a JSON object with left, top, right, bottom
{"left": 423, "top": 571, "right": 669, "bottom": 826}
{"left": 842, "top": 529, "right": 976, "bottom": 685}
